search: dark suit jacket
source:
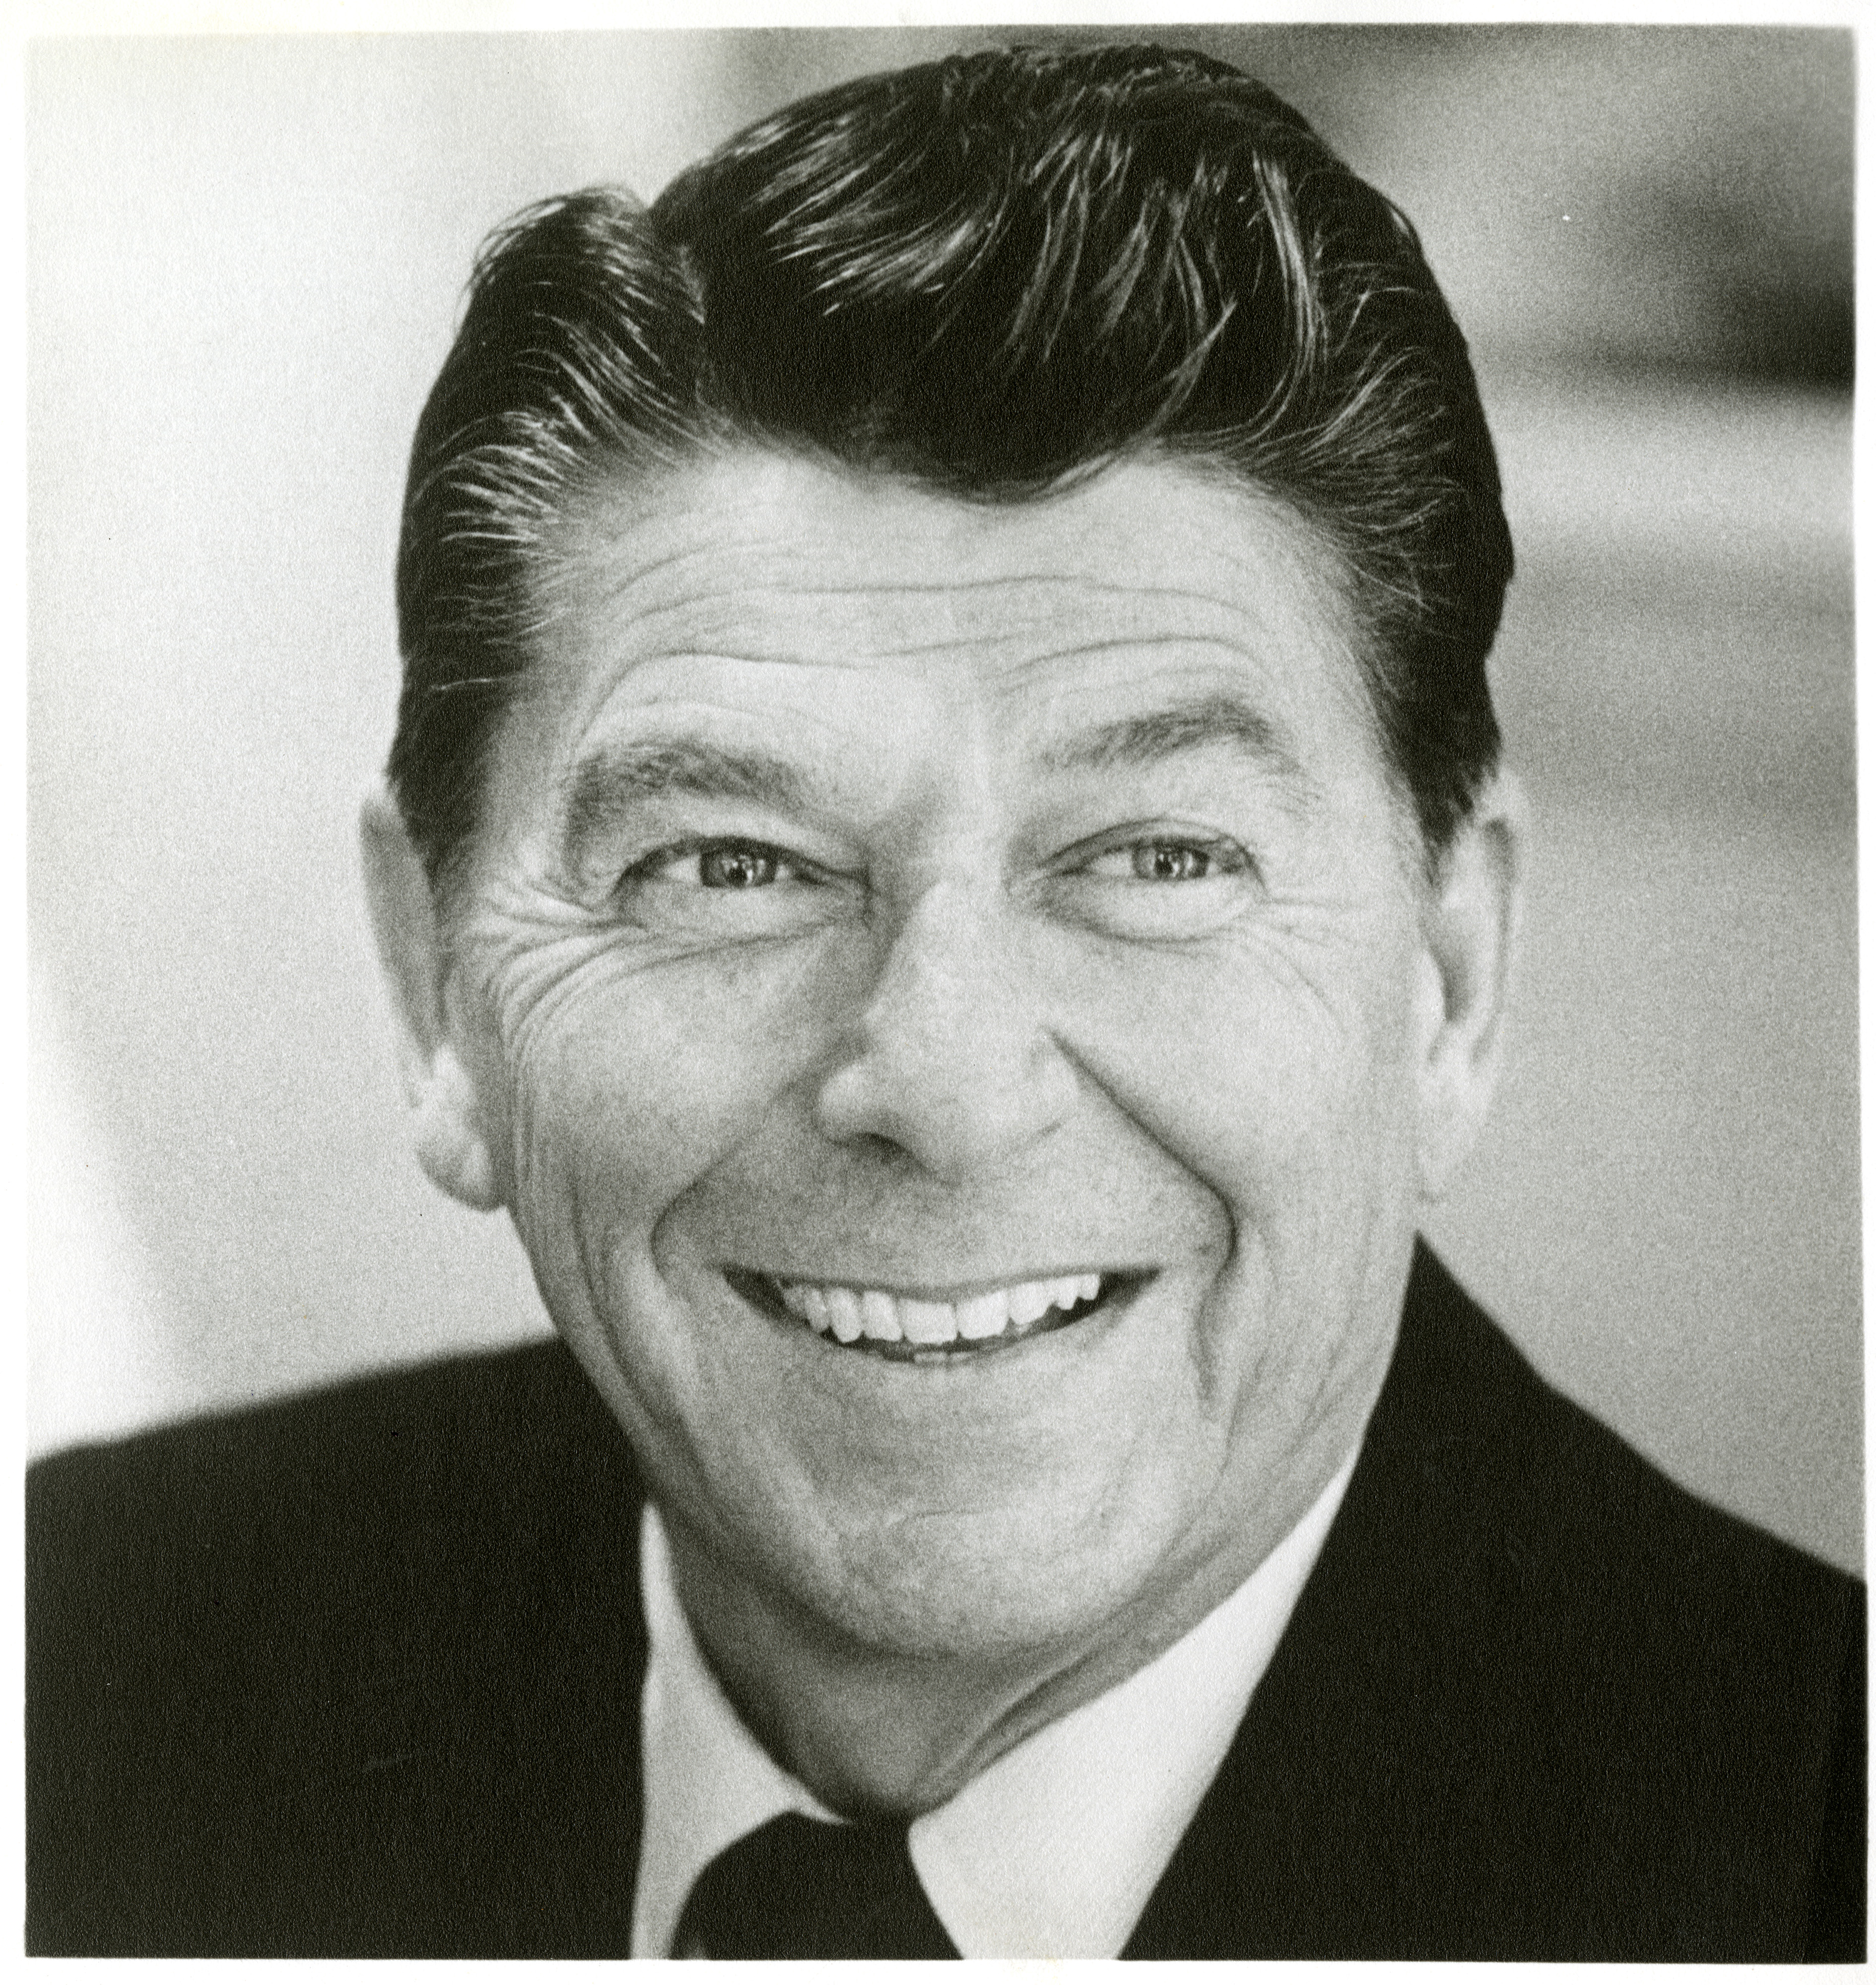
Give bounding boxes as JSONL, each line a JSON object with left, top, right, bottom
{"left": 27, "top": 1244, "right": 1864, "bottom": 1958}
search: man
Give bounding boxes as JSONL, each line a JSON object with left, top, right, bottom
{"left": 28, "top": 43, "right": 1862, "bottom": 1959}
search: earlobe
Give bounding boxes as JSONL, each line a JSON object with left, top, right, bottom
{"left": 410, "top": 1044, "right": 502, "bottom": 1211}
{"left": 1415, "top": 771, "right": 1527, "bottom": 1199}
{"left": 359, "top": 787, "right": 504, "bottom": 1213}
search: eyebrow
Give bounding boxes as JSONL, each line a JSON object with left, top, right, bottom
{"left": 558, "top": 738, "right": 816, "bottom": 869}
{"left": 1035, "top": 691, "right": 1308, "bottom": 788}
{"left": 557, "top": 690, "right": 1306, "bottom": 868}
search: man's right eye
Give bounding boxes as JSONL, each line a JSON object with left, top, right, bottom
{"left": 696, "top": 845, "right": 781, "bottom": 889}
{"left": 630, "top": 840, "right": 794, "bottom": 891}
{"left": 609, "top": 838, "right": 854, "bottom": 943}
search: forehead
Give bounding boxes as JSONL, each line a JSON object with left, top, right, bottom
{"left": 502, "top": 450, "right": 1385, "bottom": 798}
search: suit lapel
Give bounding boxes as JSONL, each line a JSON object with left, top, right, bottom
{"left": 1123, "top": 1243, "right": 1518, "bottom": 1958}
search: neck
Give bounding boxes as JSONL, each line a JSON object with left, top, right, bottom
{"left": 667, "top": 1539, "right": 1071, "bottom": 1815}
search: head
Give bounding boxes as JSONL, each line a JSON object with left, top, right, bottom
{"left": 366, "top": 44, "right": 1521, "bottom": 1711}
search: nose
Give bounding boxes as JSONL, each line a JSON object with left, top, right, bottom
{"left": 813, "top": 883, "right": 1078, "bottom": 1182}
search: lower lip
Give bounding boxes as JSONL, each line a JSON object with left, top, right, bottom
{"left": 724, "top": 1269, "right": 1148, "bottom": 1365}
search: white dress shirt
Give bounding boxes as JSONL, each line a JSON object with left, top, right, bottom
{"left": 630, "top": 1449, "right": 1357, "bottom": 1959}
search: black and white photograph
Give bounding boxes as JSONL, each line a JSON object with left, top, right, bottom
{"left": 26, "top": 21, "right": 1862, "bottom": 1959}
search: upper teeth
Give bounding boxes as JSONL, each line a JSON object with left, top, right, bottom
{"left": 776, "top": 1273, "right": 1104, "bottom": 1347}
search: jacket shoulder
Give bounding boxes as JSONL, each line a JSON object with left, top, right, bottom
{"left": 1133, "top": 1244, "right": 1864, "bottom": 1961}
{"left": 28, "top": 1341, "right": 649, "bottom": 1956}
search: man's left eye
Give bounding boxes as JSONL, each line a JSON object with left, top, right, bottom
{"left": 1084, "top": 839, "right": 1248, "bottom": 883}
{"left": 1041, "top": 832, "right": 1256, "bottom": 939}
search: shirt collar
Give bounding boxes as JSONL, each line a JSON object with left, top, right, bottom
{"left": 631, "top": 1451, "right": 1356, "bottom": 1959}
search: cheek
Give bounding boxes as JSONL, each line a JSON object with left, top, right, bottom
{"left": 487, "top": 930, "right": 860, "bottom": 1255}
{"left": 1031, "top": 920, "right": 1422, "bottom": 1473}
{"left": 1040, "top": 914, "right": 1424, "bottom": 1216}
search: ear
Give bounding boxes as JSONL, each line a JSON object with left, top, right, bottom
{"left": 359, "top": 788, "right": 503, "bottom": 1212}
{"left": 1412, "top": 771, "right": 1528, "bottom": 1200}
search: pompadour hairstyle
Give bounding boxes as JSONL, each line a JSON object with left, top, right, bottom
{"left": 391, "top": 41, "right": 1513, "bottom": 885}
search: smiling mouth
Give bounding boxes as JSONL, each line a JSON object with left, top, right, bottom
{"left": 724, "top": 1267, "right": 1147, "bottom": 1362}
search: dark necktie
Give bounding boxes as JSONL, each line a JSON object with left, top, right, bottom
{"left": 673, "top": 1811, "right": 961, "bottom": 1958}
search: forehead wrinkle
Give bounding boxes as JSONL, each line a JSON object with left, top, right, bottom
{"left": 563, "top": 482, "right": 1307, "bottom": 674}
{"left": 995, "top": 633, "right": 1275, "bottom": 682}
{"left": 571, "top": 598, "right": 1284, "bottom": 683}
{"left": 558, "top": 533, "right": 739, "bottom": 628}
{"left": 579, "top": 548, "right": 1265, "bottom": 628}
{"left": 719, "top": 573, "right": 1238, "bottom": 601}
{"left": 567, "top": 529, "right": 1090, "bottom": 625}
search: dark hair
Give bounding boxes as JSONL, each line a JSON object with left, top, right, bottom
{"left": 391, "top": 41, "right": 1512, "bottom": 886}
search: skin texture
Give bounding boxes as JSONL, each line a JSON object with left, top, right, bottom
{"left": 364, "top": 450, "right": 1522, "bottom": 1815}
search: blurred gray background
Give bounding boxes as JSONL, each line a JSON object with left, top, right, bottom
{"left": 29, "top": 27, "right": 1859, "bottom": 1571}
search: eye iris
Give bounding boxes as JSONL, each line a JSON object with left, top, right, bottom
{"left": 700, "top": 846, "right": 776, "bottom": 889}
{"left": 1134, "top": 842, "right": 1208, "bottom": 882}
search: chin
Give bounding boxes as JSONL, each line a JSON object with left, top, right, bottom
{"left": 762, "top": 1489, "right": 1199, "bottom": 1668}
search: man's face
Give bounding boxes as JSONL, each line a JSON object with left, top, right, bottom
{"left": 442, "top": 453, "right": 1443, "bottom": 1667}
